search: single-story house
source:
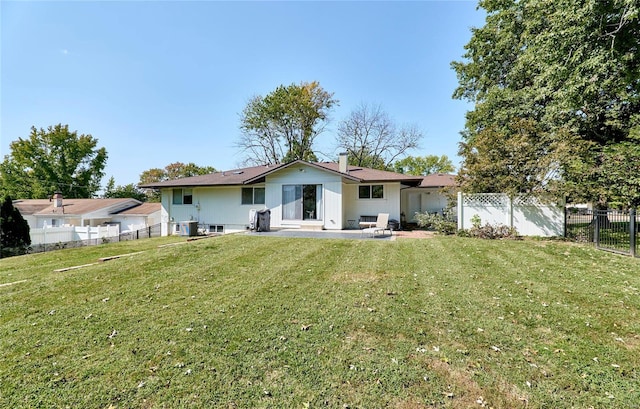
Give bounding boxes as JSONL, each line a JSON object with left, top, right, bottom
{"left": 13, "top": 194, "right": 161, "bottom": 232}
{"left": 110, "top": 202, "right": 162, "bottom": 232}
{"left": 140, "top": 155, "right": 457, "bottom": 236}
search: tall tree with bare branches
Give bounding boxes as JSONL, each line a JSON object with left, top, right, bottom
{"left": 335, "top": 103, "right": 421, "bottom": 170}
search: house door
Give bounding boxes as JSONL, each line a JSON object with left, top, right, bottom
{"left": 282, "top": 184, "right": 322, "bottom": 220}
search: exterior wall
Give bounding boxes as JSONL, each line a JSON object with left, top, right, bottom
{"left": 111, "top": 212, "right": 161, "bottom": 232}
{"left": 161, "top": 185, "right": 266, "bottom": 235}
{"left": 265, "top": 164, "right": 344, "bottom": 230}
{"left": 23, "top": 215, "right": 37, "bottom": 230}
{"left": 156, "top": 165, "right": 406, "bottom": 234}
{"left": 342, "top": 182, "right": 402, "bottom": 226}
{"left": 37, "top": 217, "right": 71, "bottom": 228}
{"left": 86, "top": 218, "right": 112, "bottom": 227}
{"left": 401, "top": 187, "right": 452, "bottom": 222}
{"left": 161, "top": 191, "right": 171, "bottom": 236}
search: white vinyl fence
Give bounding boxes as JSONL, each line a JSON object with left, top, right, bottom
{"left": 30, "top": 225, "right": 120, "bottom": 245}
{"left": 457, "top": 193, "right": 564, "bottom": 237}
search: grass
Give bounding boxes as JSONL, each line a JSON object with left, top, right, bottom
{"left": 566, "top": 220, "right": 638, "bottom": 254}
{"left": 1, "top": 234, "right": 639, "bottom": 408}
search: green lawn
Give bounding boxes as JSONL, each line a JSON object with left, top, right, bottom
{"left": 1, "top": 235, "right": 639, "bottom": 408}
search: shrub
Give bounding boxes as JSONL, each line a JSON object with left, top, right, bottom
{"left": 414, "top": 212, "right": 457, "bottom": 235}
{"left": 1, "top": 195, "right": 31, "bottom": 257}
{"left": 459, "top": 214, "right": 520, "bottom": 239}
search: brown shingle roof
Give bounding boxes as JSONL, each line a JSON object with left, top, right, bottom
{"left": 140, "top": 160, "right": 424, "bottom": 188}
{"left": 315, "top": 162, "right": 424, "bottom": 183}
{"left": 138, "top": 164, "right": 277, "bottom": 188}
{"left": 418, "top": 173, "right": 457, "bottom": 188}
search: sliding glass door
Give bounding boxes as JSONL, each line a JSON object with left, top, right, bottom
{"left": 282, "top": 184, "right": 322, "bottom": 220}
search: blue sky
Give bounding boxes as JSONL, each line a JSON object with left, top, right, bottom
{"left": 1, "top": 1, "right": 485, "bottom": 187}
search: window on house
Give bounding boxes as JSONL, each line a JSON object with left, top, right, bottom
{"left": 282, "top": 184, "right": 322, "bottom": 220}
{"left": 209, "top": 225, "right": 224, "bottom": 233}
{"left": 241, "top": 187, "right": 265, "bottom": 205}
{"left": 172, "top": 189, "right": 193, "bottom": 205}
{"left": 358, "top": 184, "right": 384, "bottom": 199}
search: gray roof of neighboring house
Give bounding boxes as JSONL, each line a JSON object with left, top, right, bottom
{"left": 13, "top": 198, "right": 141, "bottom": 217}
{"left": 112, "top": 202, "right": 161, "bottom": 216}
{"left": 10, "top": 199, "right": 52, "bottom": 215}
{"left": 139, "top": 160, "right": 424, "bottom": 188}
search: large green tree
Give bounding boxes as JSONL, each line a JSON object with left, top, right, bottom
{"left": 139, "top": 162, "right": 215, "bottom": 202}
{"left": 0, "top": 196, "right": 31, "bottom": 258}
{"left": 237, "top": 81, "right": 338, "bottom": 165}
{"left": 452, "top": 0, "right": 639, "bottom": 206}
{"left": 335, "top": 103, "right": 421, "bottom": 170}
{"left": 392, "top": 155, "right": 455, "bottom": 176}
{"left": 103, "top": 177, "right": 148, "bottom": 202}
{"left": 0, "top": 124, "right": 108, "bottom": 199}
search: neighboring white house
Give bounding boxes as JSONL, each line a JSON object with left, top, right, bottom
{"left": 13, "top": 195, "right": 161, "bottom": 231}
{"left": 111, "top": 202, "right": 162, "bottom": 232}
{"left": 140, "top": 156, "right": 456, "bottom": 236}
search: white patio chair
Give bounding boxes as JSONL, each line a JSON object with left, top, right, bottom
{"left": 361, "top": 213, "right": 391, "bottom": 237}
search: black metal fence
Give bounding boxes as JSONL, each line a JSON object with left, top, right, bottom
{"left": 28, "top": 224, "right": 162, "bottom": 254}
{"left": 566, "top": 209, "right": 638, "bottom": 257}
{"left": 117, "top": 223, "right": 162, "bottom": 241}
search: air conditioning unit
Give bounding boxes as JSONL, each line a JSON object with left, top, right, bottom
{"left": 179, "top": 221, "right": 198, "bottom": 237}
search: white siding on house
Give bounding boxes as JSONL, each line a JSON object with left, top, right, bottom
{"left": 196, "top": 186, "right": 266, "bottom": 232}
{"left": 322, "top": 181, "right": 343, "bottom": 230}
{"left": 265, "top": 164, "right": 344, "bottom": 230}
{"left": 342, "top": 183, "right": 402, "bottom": 225}
{"left": 162, "top": 186, "right": 267, "bottom": 234}
{"left": 401, "top": 187, "right": 452, "bottom": 221}
{"left": 110, "top": 215, "right": 152, "bottom": 232}
{"left": 161, "top": 191, "right": 171, "bottom": 236}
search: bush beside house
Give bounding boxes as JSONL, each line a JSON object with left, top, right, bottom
{"left": 1, "top": 196, "right": 31, "bottom": 257}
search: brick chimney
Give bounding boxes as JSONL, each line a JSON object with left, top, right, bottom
{"left": 339, "top": 152, "right": 349, "bottom": 174}
{"left": 53, "top": 192, "right": 63, "bottom": 208}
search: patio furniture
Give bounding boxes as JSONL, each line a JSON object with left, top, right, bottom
{"left": 358, "top": 215, "right": 378, "bottom": 229}
{"left": 361, "top": 213, "right": 391, "bottom": 237}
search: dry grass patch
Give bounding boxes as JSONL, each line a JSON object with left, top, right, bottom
{"left": 427, "top": 359, "right": 529, "bottom": 408}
